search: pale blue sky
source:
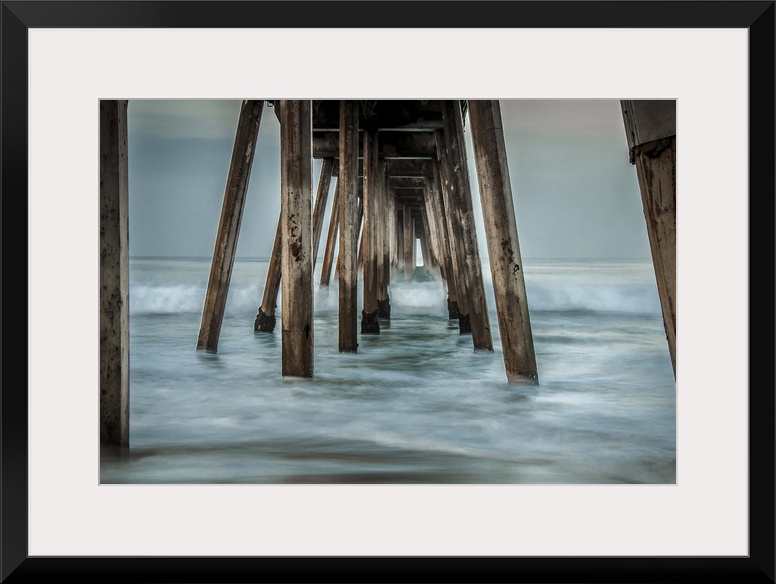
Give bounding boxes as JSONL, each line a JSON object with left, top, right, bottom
{"left": 126, "top": 99, "right": 650, "bottom": 260}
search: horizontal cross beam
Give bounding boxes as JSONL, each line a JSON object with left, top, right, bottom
{"left": 311, "top": 100, "right": 445, "bottom": 130}
{"left": 388, "top": 177, "right": 427, "bottom": 189}
{"left": 313, "top": 131, "right": 435, "bottom": 159}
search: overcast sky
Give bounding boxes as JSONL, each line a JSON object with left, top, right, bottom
{"left": 126, "top": 99, "right": 650, "bottom": 261}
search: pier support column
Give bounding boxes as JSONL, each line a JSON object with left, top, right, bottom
{"left": 419, "top": 206, "right": 437, "bottom": 273}
{"left": 403, "top": 202, "right": 415, "bottom": 281}
{"left": 377, "top": 160, "right": 391, "bottom": 319}
{"left": 418, "top": 221, "right": 430, "bottom": 269}
{"left": 319, "top": 179, "right": 340, "bottom": 287}
{"left": 257, "top": 158, "right": 333, "bottom": 333}
{"left": 441, "top": 100, "right": 492, "bottom": 350}
{"left": 254, "top": 216, "right": 281, "bottom": 332}
{"left": 436, "top": 139, "right": 471, "bottom": 326}
{"left": 390, "top": 192, "right": 401, "bottom": 277}
{"left": 621, "top": 100, "right": 676, "bottom": 376}
{"left": 280, "top": 100, "right": 313, "bottom": 378}
{"left": 431, "top": 160, "right": 459, "bottom": 319}
{"left": 197, "top": 100, "right": 263, "bottom": 352}
{"left": 361, "top": 128, "right": 380, "bottom": 333}
{"left": 421, "top": 183, "right": 441, "bottom": 276}
{"left": 469, "top": 100, "right": 538, "bottom": 382}
{"left": 312, "top": 158, "right": 335, "bottom": 262}
{"left": 394, "top": 200, "right": 404, "bottom": 277}
{"left": 339, "top": 101, "right": 360, "bottom": 352}
{"left": 356, "top": 191, "right": 365, "bottom": 270}
{"left": 100, "top": 99, "right": 129, "bottom": 448}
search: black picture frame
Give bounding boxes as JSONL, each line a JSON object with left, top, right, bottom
{"left": 2, "top": 1, "right": 773, "bottom": 582}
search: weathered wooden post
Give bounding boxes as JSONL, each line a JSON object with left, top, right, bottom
{"left": 256, "top": 158, "right": 333, "bottom": 332}
{"left": 356, "top": 191, "right": 365, "bottom": 269}
{"left": 468, "top": 100, "right": 538, "bottom": 382}
{"left": 197, "top": 100, "right": 263, "bottom": 352}
{"left": 279, "top": 100, "right": 313, "bottom": 377}
{"left": 621, "top": 100, "right": 676, "bottom": 376}
{"left": 361, "top": 128, "right": 380, "bottom": 333}
{"left": 418, "top": 219, "right": 431, "bottom": 268}
{"left": 431, "top": 159, "right": 459, "bottom": 319}
{"left": 377, "top": 160, "right": 391, "bottom": 319}
{"left": 319, "top": 179, "right": 340, "bottom": 287}
{"left": 403, "top": 202, "right": 415, "bottom": 280}
{"left": 418, "top": 204, "right": 438, "bottom": 273}
{"left": 436, "top": 132, "right": 469, "bottom": 323}
{"left": 436, "top": 138, "right": 471, "bottom": 325}
{"left": 339, "top": 100, "right": 360, "bottom": 352}
{"left": 421, "top": 182, "right": 442, "bottom": 275}
{"left": 312, "top": 158, "right": 335, "bottom": 261}
{"left": 437, "top": 103, "right": 494, "bottom": 352}
{"left": 100, "top": 99, "right": 130, "bottom": 449}
{"left": 357, "top": 222, "right": 364, "bottom": 269}
{"left": 254, "top": 216, "right": 281, "bottom": 332}
{"left": 394, "top": 197, "right": 404, "bottom": 276}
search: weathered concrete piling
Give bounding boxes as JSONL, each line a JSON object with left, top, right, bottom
{"left": 621, "top": 100, "right": 676, "bottom": 377}
{"left": 100, "top": 99, "right": 130, "bottom": 448}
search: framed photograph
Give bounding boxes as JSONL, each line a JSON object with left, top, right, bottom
{"left": 5, "top": 1, "right": 773, "bottom": 582}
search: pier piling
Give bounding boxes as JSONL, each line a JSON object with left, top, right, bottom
{"left": 621, "top": 100, "right": 676, "bottom": 376}
{"left": 440, "top": 100, "right": 493, "bottom": 350}
{"left": 469, "top": 100, "right": 538, "bottom": 382}
{"left": 197, "top": 100, "right": 263, "bottom": 352}
{"left": 312, "top": 158, "right": 335, "bottom": 262}
{"left": 339, "top": 100, "right": 360, "bottom": 352}
{"left": 254, "top": 216, "right": 282, "bottom": 332}
{"left": 279, "top": 100, "right": 314, "bottom": 378}
{"left": 100, "top": 99, "right": 130, "bottom": 449}
{"left": 403, "top": 202, "right": 415, "bottom": 281}
{"left": 430, "top": 159, "right": 459, "bottom": 319}
{"left": 319, "top": 180, "right": 340, "bottom": 287}
{"left": 361, "top": 128, "right": 381, "bottom": 333}
{"left": 377, "top": 159, "right": 391, "bottom": 319}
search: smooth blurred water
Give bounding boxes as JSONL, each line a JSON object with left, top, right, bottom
{"left": 100, "top": 257, "right": 675, "bottom": 484}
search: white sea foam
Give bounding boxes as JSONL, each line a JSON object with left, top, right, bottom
{"left": 129, "top": 258, "right": 663, "bottom": 317}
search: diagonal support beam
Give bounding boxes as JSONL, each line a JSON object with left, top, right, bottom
{"left": 197, "top": 100, "right": 263, "bottom": 352}
{"left": 469, "top": 100, "right": 538, "bottom": 382}
{"left": 319, "top": 179, "right": 340, "bottom": 287}
{"left": 621, "top": 100, "right": 676, "bottom": 377}
{"left": 254, "top": 216, "right": 282, "bottom": 332}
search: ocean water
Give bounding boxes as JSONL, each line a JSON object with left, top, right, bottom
{"left": 100, "top": 257, "right": 676, "bottom": 484}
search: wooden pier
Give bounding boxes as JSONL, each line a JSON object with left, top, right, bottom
{"left": 99, "top": 98, "right": 677, "bottom": 448}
